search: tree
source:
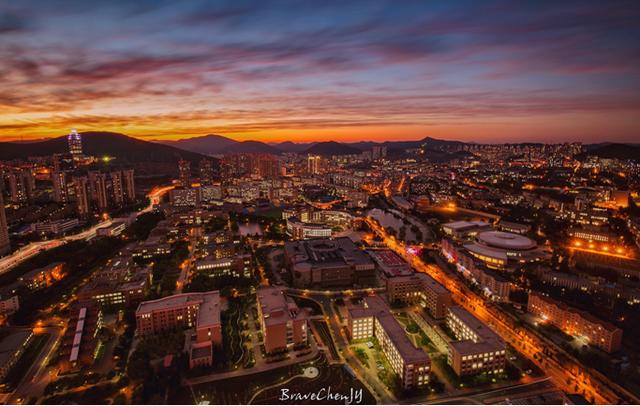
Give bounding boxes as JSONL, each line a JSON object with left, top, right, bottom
{"left": 398, "top": 226, "right": 407, "bottom": 241}
{"left": 385, "top": 226, "right": 397, "bottom": 237}
{"left": 127, "top": 349, "right": 152, "bottom": 382}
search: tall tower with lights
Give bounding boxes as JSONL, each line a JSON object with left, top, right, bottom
{"left": 68, "top": 129, "right": 83, "bottom": 160}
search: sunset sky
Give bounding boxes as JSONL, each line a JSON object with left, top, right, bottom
{"left": 1, "top": 0, "right": 639, "bottom": 143}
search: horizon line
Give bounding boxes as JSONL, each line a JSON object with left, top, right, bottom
{"left": 1, "top": 131, "right": 631, "bottom": 145}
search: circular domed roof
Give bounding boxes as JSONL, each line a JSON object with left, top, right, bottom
{"left": 477, "top": 231, "right": 537, "bottom": 250}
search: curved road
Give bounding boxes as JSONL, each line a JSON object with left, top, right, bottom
{"left": 0, "top": 185, "right": 173, "bottom": 273}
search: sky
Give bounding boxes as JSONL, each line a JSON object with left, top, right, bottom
{"left": 1, "top": 0, "right": 639, "bottom": 144}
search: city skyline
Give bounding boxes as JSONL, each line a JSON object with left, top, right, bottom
{"left": 1, "top": 0, "right": 640, "bottom": 144}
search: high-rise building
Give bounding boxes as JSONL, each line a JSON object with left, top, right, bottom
{"left": 22, "top": 169, "right": 35, "bottom": 200}
{"left": 67, "top": 129, "right": 83, "bottom": 159}
{"left": 0, "top": 168, "right": 5, "bottom": 194}
{"left": 110, "top": 171, "right": 124, "bottom": 206}
{"left": 89, "top": 171, "right": 108, "bottom": 211}
{"left": 122, "top": 169, "right": 135, "bottom": 202}
{"left": 52, "top": 171, "right": 70, "bottom": 203}
{"left": 178, "top": 159, "right": 191, "bottom": 187}
{"left": 257, "top": 154, "right": 280, "bottom": 179}
{"left": 307, "top": 154, "right": 321, "bottom": 175}
{"left": 8, "top": 172, "right": 27, "bottom": 203}
{"left": 7, "top": 169, "right": 34, "bottom": 203}
{"left": 372, "top": 145, "right": 387, "bottom": 160}
{"left": 0, "top": 193, "right": 10, "bottom": 255}
{"left": 53, "top": 153, "right": 74, "bottom": 172}
{"left": 199, "top": 159, "right": 214, "bottom": 186}
{"left": 73, "top": 176, "right": 91, "bottom": 218}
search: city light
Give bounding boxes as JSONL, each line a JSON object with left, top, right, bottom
{"left": 0, "top": 4, "right": 636, "bottom": 403}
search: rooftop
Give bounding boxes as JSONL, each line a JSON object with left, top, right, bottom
{"left": 284, "top": 237, "right": 373, "bottom": 268}
{"left": 443, "top": 221, "right": 491, "bottom": 232}
{"left": 136, "top": 291, "right": 221, "bottom": 327}
{"left": 448, "top": 306, "right": 504, "bottom": 354}
{"left": 257, "top": 286, "right": 306, "bottom": 327}
{"left": 529, "top": 292, "right": 620, "bottom": 333}
{"left": 350, "top": 296, "right": 429, "bottom": 363}
{"left": 476, "top": 231, "right": 537, "bottom": 250}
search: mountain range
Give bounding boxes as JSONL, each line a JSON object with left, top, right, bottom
{"left": 0, "top": 132, "right": 206, "bottom": 164}
{"left": 155, "top": 134, "right": 431, "bottom": 156}
{"left": 1, "top": 132, "right": 637, "bottom": 162}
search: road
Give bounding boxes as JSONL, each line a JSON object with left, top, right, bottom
{"left": 415, "top": 377, "right": 557, "bottom": 405}
{"left": 0, "top": 185, "right": 174, "bottom": 273}
{"left": 364, "top": 216, "right": 639, "bottom": 405}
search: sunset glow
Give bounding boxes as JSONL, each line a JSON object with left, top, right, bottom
{"left": 1, "top": 1, "right": 639, "bottom": 143}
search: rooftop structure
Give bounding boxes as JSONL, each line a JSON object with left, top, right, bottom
{"left": 67, "top": 129, "right": 83, "bottom": 158}
{"left": 449, "top": 229, "right": 547, "bottom": 270}
{"left": 256, "top": 286, "right": 308, "bottom": 353}
{"left": 528, "top": 292, "right": 622, "bottom": 353}
{"left": 284, "top": 237, "right": 375, "bottom": 288}
{"left": 136, "top": 291, "right": 222, "bottom": 368}
{"left": 442, "top": 221, "right": 492, "bottom": 239}
{"left": 368, "top": 249, "right": 413, "bottom": 277}
{"left": 446, "top": 306, "right": 506, "bottom": 376}
{"left": 386, "top": 272, "right": 451, "bottom": 318}
{"left": 347, "top": 296, "right": 430, "bottom": 389}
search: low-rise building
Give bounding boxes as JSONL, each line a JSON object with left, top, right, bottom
{"left": 498, "top": 221, "right": 531, "bottom": 235}
{"left": 442, "top": 239, "right": 511, "bottom": 301}
{"left": 284, "top": 237, "right": 376, "bottom": 288}
{"left": 257, "top": 286, "right": 308, "bottom": 354}
{"left": 527, "top": 292, "right": 622, "bottom": 353}
{"left": 60, "top": 305, "right": 103, "bottom": 372}
{"left": 77, "top": 260, "right": 151, "bottom": 307}
{"left": 0, "top": 294, "right": 19, "bottom": 319}
{"left": 442, "top": 221, "right": 492, "bottom": 240}
{"left": 446, "top": 306, "right": 506, "bottom": 376}
{"left": 195, "top": 254, "right": 251, "bottom": 278}
{"left": 30, "top": 218, "right": 80, "bottom": 235}
{"left": 96, "top": 221, "right": 126, "bottom": 237}
{"left": 386, "top": 273, "right": 451, "bottom": 319}
{"left": 18, "top": 262, "right": 65, "bottom": 290}
{"left": 347, "top": 296, "right": 430, "bottom": 389}
{"left": 136, "top": 291, "right": 222, "bottom": 368}
{"left": 286, "top": 216, "right": 332, "bottom": 240}
{"left": 568, "top": 225, "right": 616, "bottom": 244}
{"left": 368, "top": 249, "right": 413, "bottom": 277}
{"left": 170, "top": 187, "right": 200, "bottom": 207}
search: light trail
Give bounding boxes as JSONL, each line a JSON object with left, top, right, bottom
{"left": 0, "top": 185, "right": 174, "bottom": 273}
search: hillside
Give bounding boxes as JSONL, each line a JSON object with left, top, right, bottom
{"left": 158, "top": 134, "right": 237, "bottom": 155}
{"left": 221, "top": 141, "right": 282, "bottom": 154}
{"left": 579, "top": 143, "right": 640, "bottom": 161}
{"left": 160, "top": 135, "right": 282, "bottom": 155}
{"left": 275, "top": 141, "right": 315, "bottom": 153}
{"left": 0, "top": 132, "right": 207, "bottom": 164}
{"left": 420, "top": 136, "right": 466, "bottom": 150}
{"left": 304, "top": 141, "right": 361, "bottom": 156}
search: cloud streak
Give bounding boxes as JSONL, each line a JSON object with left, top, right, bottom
{"left": 0, "top": 0, "right": 639, "bottom": 142}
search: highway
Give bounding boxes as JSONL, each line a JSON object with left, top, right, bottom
{"left": 0, "top": 185, "right": 174, "bottom": 273}
{"left": 364, "top": 216, "right": 639, "bottom": 405}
